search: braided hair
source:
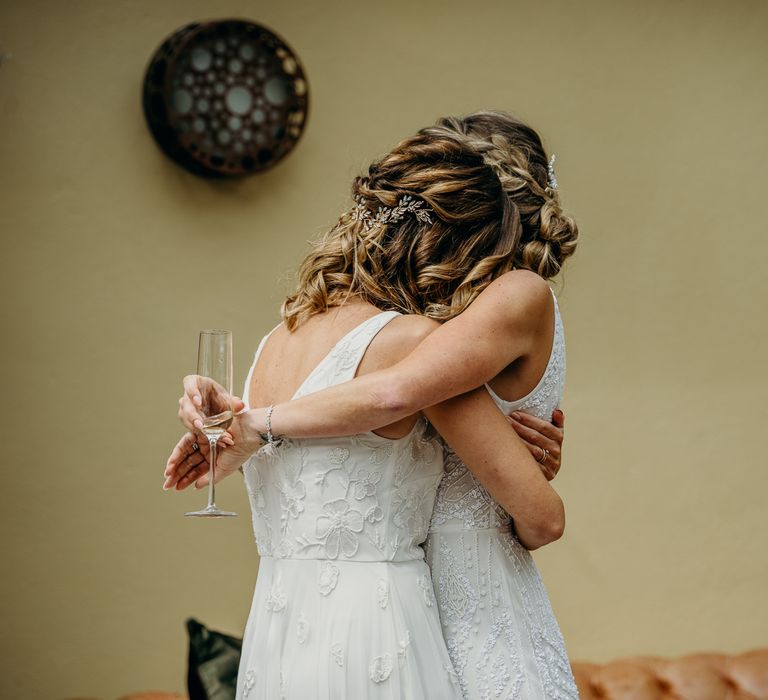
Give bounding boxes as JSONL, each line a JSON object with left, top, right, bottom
{"left": 282, "top": 111, "right": 578, "bottom": 331}
{"left": 433, "top": 111, "right": 579, "bottom": 278}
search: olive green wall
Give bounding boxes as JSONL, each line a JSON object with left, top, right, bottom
{"left": 1, "top": 1, "right": 766, "bottom": 698}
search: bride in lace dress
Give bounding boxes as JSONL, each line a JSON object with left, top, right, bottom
{"left": 168, "top": 111, "right": 580, "bottom": 699}
{"left": 232, "top": 308, "right": 467, "bottom": 699}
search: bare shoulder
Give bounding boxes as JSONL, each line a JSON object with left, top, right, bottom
{"left": 360, "top": 314, "right": 439, "bottom": 372}
{"left": 390, "top": 313, "right": 440, "bottom": 338}
{"left": 380, "top": 314, "right": 439, "bottom": 357}
{"left": 485, "top": 269, "right": 551, "bottom": 304}
{"left": 472, "top": 269, "right": 553, "bottom": 323}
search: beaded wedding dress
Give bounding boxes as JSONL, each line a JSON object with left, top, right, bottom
{"left": 424, "top": 289, "right": 580, "bottom": 700}
{"left": 235, "top": 311, "right": 462, "bottom": 700}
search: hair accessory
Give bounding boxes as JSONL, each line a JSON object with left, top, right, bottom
{"left": 352, "top": 193, "right": 434, "bottom": 231}
{"left": 547, "top": 154, "right": 558, "bottom": 190}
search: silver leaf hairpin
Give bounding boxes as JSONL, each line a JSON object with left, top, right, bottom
{"left": 352, "top": 194, "right": 433, "bottom": 231}
{"left": 547, "top": 154, "right": 558, "bottom": 190}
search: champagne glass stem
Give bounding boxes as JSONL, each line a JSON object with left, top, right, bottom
{"left": 207, "top": 436, "right": 218, "bottom": 509}
{"left": 184, "top": 329, "right": 237, "bottom": 518}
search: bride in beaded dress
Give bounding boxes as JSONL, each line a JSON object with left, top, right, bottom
{"left": 423, "top": 288, "right": 575, "bottom": 700}
{"left": 167, "top": 111, "right": 580, "bottom": 699}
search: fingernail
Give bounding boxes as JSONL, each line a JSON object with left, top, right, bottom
{"left": 194, "top": 396, "right": 202, "bottom": 406}
{"left": 511, "top": 412, "right": 521, "bottom": 420}
{"left": 194, "top": 420, "right": 203, "bottom": 430}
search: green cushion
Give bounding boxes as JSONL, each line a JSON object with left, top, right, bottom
{"left": 186, "top": 618, "right": 243, "bottom": 700}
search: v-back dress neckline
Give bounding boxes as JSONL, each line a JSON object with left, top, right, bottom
{"left": 242, "top": 311, "right": 399, "bottom": 409}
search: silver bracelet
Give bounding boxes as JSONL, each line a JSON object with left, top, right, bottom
{"left": 264, "top": 405, "right": 276, "bottom": 444}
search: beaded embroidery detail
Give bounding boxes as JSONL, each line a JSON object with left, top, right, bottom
{"left": 426, "top": 289, "right": 578, "bottom": 699}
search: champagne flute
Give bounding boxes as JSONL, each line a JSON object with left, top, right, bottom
{"left": 185, "top": 329, "right": 238, "bottom": 518}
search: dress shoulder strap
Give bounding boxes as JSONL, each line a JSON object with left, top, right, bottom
{"left": 293, "top": 311, "right": 401, "bottom": 399}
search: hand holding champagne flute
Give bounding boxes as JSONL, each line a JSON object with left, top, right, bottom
{"left": 184, "top": 329, "right": 237, "bottom": 518}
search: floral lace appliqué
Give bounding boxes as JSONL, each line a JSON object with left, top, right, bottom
{"left": 351, "top": 468, "right": 382, "bottom": 499}
{"left": 417, "top": 574, "right": 435, "bottom": 608}
{"left": 265, "top": 582, "right": 287, "bottom": 612}
{"left": 377, "top": 578, "right": 389, "bottom": 609}
{"left": 296, "top": 614, "right": 309, "bottom": 645}
{"left": 369, "top": 654, "right": 393, "bottom": 683}
{"left": 331, "top": 643, "right": 344, "bottom": 667}
{"left": 398, "top": 630, "right": 411, "bottom": 666}
{"left": 393, "top": 487, "right": 430, "bottom": 536}
{"left": 365, "top": 505, "right": 384, "bottom": 524}
{"left": 279, "top": 479, "right": 306, "bottom": 520}
{"left": 315, "top": 499, "right": 364, "bottom": 559}
{"left": 242, "top": 669, "right": 256, "bottom": 697}
{"left": 318, "top": 561, "right": 340, "bottom": 596}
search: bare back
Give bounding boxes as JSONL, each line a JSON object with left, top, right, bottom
{"left": 249, "top": 301, "right": 439, "bottom": 438}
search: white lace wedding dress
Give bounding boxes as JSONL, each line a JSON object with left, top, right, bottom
{"left": 425, "top": 288, "right": 580, "bottom": 700}
{"left": 235, "top": 311, "right": 463, "bottom": 699}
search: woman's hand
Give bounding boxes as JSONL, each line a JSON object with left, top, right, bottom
{"left": 163, "top": 411, "right": 264, "bottom": 491}
{"left": 506, "top": 409, "right": 564, "bottom": 481}
{"left": 178, "top": 374, "right": 246, "bottom": 433}
{"left": 163, "top": 431, "right": 216, "bottom": 491}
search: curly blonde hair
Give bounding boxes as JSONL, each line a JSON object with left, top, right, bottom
{"left": 282, "top": 110, "right": 578, "bottom": 331}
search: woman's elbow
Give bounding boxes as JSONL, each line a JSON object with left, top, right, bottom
{"left": 521, "top": 502, "right": 565, "bottom": 550}
{"left": 375, "top": 373, "right": 423, "bottom": 417}
{"left": 544, "top": 498, "right": 566, "bottom": 543}
{"left": 545, "top": 511, "right": 566, "bottom": 543}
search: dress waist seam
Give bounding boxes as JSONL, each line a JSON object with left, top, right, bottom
{"left": 258, "top": 555, "right": 426, "bottom": 564}
{"left": 427, "top": 525, "right": 511, "bottom": 535}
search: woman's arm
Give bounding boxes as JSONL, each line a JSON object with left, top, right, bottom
{"left": 424, "top": 387, "right": 565, "bottom": 550}
{"left": 165, "top": 387, "right": 565, "bottom": 549}
{"left": 181, "top": 269, "right": 553, "bottom": 439}
{"left": 163, "top": 407, "right": 566, "bottom": 494}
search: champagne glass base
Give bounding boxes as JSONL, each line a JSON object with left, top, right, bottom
{"left": 185, "top": 505, "right": 238, "bottom": 518}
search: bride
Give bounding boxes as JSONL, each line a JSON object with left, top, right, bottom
{"left": 166, "top": 110, "right": 579, "bottom": 698}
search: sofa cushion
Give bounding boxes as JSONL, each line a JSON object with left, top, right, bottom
{"left": 571, "top": 649, "right": 768, "bottom": 700}
{"left": 186, "top": 618, "right": 242, "bottom": 700}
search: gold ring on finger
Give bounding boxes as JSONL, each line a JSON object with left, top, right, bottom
{"left": 537, "top": 447, "right": 549, "bottom": 464}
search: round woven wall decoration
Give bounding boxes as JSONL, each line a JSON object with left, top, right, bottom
{"left": 142, "top": 19, "right": 309, "bottom": 178}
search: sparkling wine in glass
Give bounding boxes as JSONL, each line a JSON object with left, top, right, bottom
{"left": 185, "top": 329, "right": 237, "bottom": 518}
